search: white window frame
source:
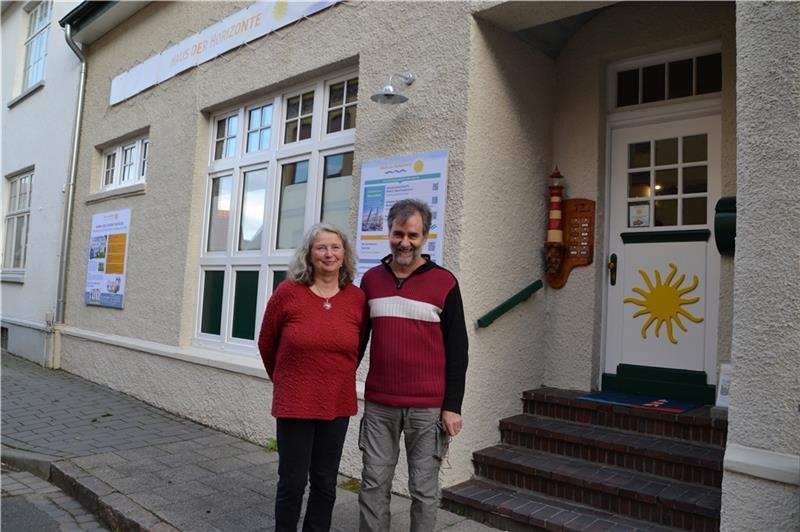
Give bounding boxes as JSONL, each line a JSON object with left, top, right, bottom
{"left": 23, "top": 1, "right": 51, "bottom": 91}
{"left": 101, "top": 136, "right": 149, "bottom": 191}
{"left": 3, "top": 170, "right": 34, "bottom": 271}
{"left": 196, "top": 70, "right": 357, "bottom": 355}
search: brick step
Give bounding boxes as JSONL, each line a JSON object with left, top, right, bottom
{"left": 443, "top": 478, "right": 683, "bottom": 532}
{"left": 472, "top": 444, "right": 720, "bottom": 531}
{"left": 500, "top": 414, "right": 723, "bottom": 487}
{"left": 523, "top": 388, "right": 727, "bottom": 447}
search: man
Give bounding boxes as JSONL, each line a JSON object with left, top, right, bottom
{"left": 359, "top": 199, "right": 469, "bottom": 531}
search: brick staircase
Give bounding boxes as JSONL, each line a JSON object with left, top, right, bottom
{"left": 442, "top": 387, "right": 728, "bottom": 531}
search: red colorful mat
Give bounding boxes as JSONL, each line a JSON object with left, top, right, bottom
{"left": 577, "top": 391, "right": 700, "bottom": 414}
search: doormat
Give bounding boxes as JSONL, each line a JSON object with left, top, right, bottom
{"left": 577, "top": 391, "right": 700, "bottom": 414}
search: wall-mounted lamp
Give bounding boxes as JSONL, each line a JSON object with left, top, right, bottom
{"left": 370, "top": 72, "right": 415, "bottom": 104}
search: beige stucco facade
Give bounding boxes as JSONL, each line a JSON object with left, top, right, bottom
{"left": 56, "top": 0, "right": 798, "bottom": 525}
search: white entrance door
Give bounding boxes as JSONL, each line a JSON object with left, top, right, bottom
{"left": 604, "top": 115, "right": 721, "bottom": 382}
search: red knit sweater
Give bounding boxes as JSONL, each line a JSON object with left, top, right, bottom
{"left": 258, "top": 281, "right": 366, "bottom": 420}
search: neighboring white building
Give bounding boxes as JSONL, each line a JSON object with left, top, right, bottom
{"left": 1, "top": 0, "right": 81, "bottom": 366}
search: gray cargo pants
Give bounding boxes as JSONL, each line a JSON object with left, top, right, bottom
{"left": 358, "top": 401, "right": 449, "bottom": 532}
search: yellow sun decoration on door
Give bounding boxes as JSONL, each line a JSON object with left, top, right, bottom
{"left": 624, "top": 263, "right": 703, "bottom": 344}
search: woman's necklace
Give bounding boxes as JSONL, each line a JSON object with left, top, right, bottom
{"left": 313, "top": 283, "right": 339, "bottom": 310}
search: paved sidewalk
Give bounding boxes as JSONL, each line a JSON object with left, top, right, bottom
{"left": 2, "top": 462, "right": 109, "bottom": 531}
{"left": 2, "top": 353, "right": 494, "bottom": 532}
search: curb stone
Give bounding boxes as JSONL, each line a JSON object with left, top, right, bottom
{"left": 50, "top": 460, "right": 179, "bottom": 532}
{"left": 1, "top": 444, "right": 59, "bottom": 480}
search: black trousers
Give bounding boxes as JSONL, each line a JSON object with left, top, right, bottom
{"left": 275, "top": 416, "right": 350, "bottom": 532}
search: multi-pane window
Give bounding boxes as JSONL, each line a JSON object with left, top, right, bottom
{"left": 3, "top": 172, "right": 33, "bottom": 270}
{"left": 101, "top": 136, "right": 149, "bottom": 190}
{"left": 23, "top": 1, "right": 51, "bottom": 90}
{"left": 198, "top": 73, "right": 357, "bottom": 351}
{"left": 326, "top": 78, "right": 358, "bottom": 134}
{"left": 283, "top": 91, "right": 314, "bottom": 143}
{"left": 615, "top": 51, "right": 722, "bottom": 108}
{"left": 626, "top": 134, "right": 709, "bottom": 228}
{"left": 214, "top": 115, "right": 238, "bottom": 159}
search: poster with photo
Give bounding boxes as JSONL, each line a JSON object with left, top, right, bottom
{"left": 355, "top": 150, "right": 448, "bottom": 283}
{"left": 85, "top": 209, "right": 131, "bottom": 309}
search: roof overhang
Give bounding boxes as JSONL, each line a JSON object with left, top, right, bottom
{"left": 59, "top": 1, "right": 149, "bottom": 45}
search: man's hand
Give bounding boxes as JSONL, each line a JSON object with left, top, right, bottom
{"left": 441, "top": 410, "right": 463, "bottom": 437}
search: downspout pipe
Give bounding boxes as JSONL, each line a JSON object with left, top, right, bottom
{"left": 56, "top": 24, "right": 86, "bottom": 325}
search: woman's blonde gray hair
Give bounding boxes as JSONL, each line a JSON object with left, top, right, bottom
{"left": 287, "top": 223, "right": 356, "bottom": 287}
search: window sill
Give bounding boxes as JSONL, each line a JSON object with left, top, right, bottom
{"left": 1, "top": 271, "right": 25, "bottom": 284}
{"left": 86, "top": 182, "right": 146, "bottom": 205}
{"left": 7, "top": 81, "right": 45, "bottom": 109}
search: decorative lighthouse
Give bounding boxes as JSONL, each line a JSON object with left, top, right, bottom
{"left": 545, "top": 166, "right": 565, "bottom": 275}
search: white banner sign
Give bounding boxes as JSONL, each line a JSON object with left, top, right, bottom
{"left": 355, "top": 150, "right": 449, "bottom": 284}
{"left": 85, "top": 209, "right": 131, "bottom": 309}
{"left": 110, "top": 1, "right": 338, "bottom": 105}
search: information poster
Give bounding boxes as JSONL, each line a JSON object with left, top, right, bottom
{"left": 355, "top": 150, "right": 448, "bottom": 283}
{"left": 85, "top": 209, "right": 131, "bottom": 309}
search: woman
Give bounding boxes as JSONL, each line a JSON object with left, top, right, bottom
{"left": 258, "top": 223, "right": 366, "bottom": 532}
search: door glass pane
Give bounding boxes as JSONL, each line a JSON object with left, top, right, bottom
{"left": 696, "top": 53, "right": 722, "bottom": 95}
{"left": 654, "top": 169, "right": 678, "bottom": 195}
{"left": 321, "top": 152, "right": 354, "bottom": 230}
{"left": 231, "top": 271, "right": 259, "bottom": 340}
{"left": 239, "top": 168, "right": 267, "bottom": 251}
{"left": 683, "top": 197, "right": 707, "bottom": 225}
{"left": 642, "top": 64, "right": 665, "bottom": 103}
{"left": 617, "top": 69, "right": 639, "bottom": 107}
{"left": 683, "top": 166, "right": 708, "bottom": 193}
{"left": 277, "top": 161, "right": 309, "bottom": 249}
{"left": 654, "top": 199, "right": 678, "bottom": 226}
{"left": 628, "top": 171, "right": 650, "bottom": 198}
{"left": 201, "top": 270, "right": 225, "bottom": 335}
{"left": 655, "top": 138, "right": 678, "bottom": 165}
{"left": 668, "top": 59, "right": 693, "bottom": 99}
{"left": 207, "top": 176, "right": 232, "bottom": 252}
{"left": 628, "top": 202, "right": 650, "bottom": 228}
{"left": 683, "top": 134, "right": 707, "bottom": 163}
{"left": 628, "top": 142, "right": 650, "bottom": 168}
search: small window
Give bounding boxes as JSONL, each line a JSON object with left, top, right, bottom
{"left": 284, "top": 91, "right": 314, "bottom": 144}
{"left": 23, "top": 1, "right": 51, "bottom": 90}
{"left": 326, "top": 78, "right": 358, "bottom": 134}
{"left": 214, "top": 115, "right": 239, "bottom": 159}
{"left": 101, "top": 137, "right": 149, "bottom": 190}
{"left": 3, "top": 172, "right": 34, "bottom": 270}
{"left": 246, "top": 105, "right": 273, "bottom": 153}
{"left": 321, "top": 151, "right": 354, "bottom": 229}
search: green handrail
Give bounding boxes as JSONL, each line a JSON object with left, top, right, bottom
{"left": 476, "top": 279, "right": 544, "bottom": 328}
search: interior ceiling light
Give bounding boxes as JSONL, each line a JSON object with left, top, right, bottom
{"left": 370, "top": 72, "right": 415, "bottom": 105}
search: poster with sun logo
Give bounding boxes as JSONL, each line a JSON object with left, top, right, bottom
{"left": 355, "top": 150, "right": 449, "bottom": 284}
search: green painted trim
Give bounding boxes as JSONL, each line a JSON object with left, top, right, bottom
{"left": 602, "top": 370, "right": 716, "bottom": 405}
{"left": 476, "top": 280, "right": 543, "bottom": 329}
{"left": 617, "top": 363, "right": 707, "bottom": 385}
{"left": 621, "top": 229, "right": 711, "bottom": 244}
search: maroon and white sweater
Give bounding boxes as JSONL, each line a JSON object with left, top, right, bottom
{"left": 361, "top": 255, "right": 468, "bottom": 413}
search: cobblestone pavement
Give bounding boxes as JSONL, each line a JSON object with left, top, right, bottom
{"left": 2, "top": 463, "right": 109, "bottom": 532}
{"left": 2, "top": 353, "right": 494, "bottom": 531}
